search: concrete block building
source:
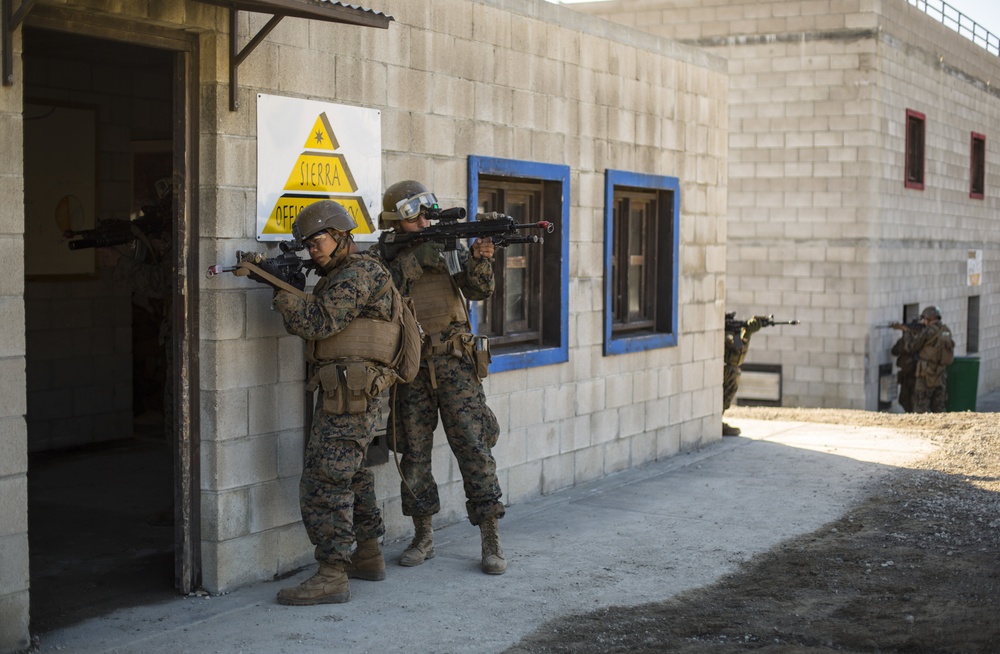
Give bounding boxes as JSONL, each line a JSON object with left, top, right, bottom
{"left": 577, "top": 0, "right": 1000, "bottom": 409}
{"left": 0, "top": 0, "right": 727, "bottom": 649}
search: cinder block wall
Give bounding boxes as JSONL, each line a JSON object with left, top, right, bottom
{"left": 873, "top": 0, "right": 1000, "bottom": 401}
{"left": 0, "top": 21, "right": 29, "bottom": 654}
{"left": 198, "top": 0, "right": 728, "bottom": 591}
{"left": 579, "top": 0, "right": 1000, "bottom": 408}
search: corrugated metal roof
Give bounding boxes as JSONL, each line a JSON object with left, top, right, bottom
{"left": 194, "top": 0, "right": 393, "bottom": 28}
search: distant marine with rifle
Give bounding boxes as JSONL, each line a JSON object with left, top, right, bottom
{"left": 886, "top": 317, "right": 924, "bottom": 413}
{"left": 723, "top": 313, "right": 800, "bottom": 436}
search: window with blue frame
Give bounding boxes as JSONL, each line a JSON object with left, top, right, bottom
{"left": 604, "top": 170, "right": 679, "bottom": 356}
{"left": 468, "top": 156, "right": 569, "bottom": 372}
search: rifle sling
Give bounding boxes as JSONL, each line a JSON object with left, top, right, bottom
{"left": 235, "top": 261, "right": 313, "bottom": 301}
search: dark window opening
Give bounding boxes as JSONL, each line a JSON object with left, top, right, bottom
{"left": 968, "top": 295, "right": 980, "bottom": 354}
{"left": 905, "top": 109, "right": 926, "bottom": 190}
{"left": 610, "top": 186, "right": 675, "bottom": 338}
{"left": 476, "top": 178, "right": 562, "bottom": 352}
{"left": 970, "top": 132, "right": 986, "bottom": 199}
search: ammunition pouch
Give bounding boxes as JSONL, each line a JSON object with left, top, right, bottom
{"left": 311, "top": 361, "right": 394, "bottom": 415}
{"left": 473, "top": 335, "right": 491, "bottom": 380}
{"left": 916, "top": 359, "right": 946, "bottom": 388}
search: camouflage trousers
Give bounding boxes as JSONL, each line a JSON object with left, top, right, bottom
{"left": 392, "top": 353, "right": 504, "bottom": 526}
{"left": 897, "top": 370, "right": 917, "bottom": 413}
{"left": 300, "top": 394, "right": 385, "bottom": 565}
{"left": 913, "top": 375, "right": 948, "bottom": 413}
{"left": 723, "top": 364, "right": 740, "bottom": 411}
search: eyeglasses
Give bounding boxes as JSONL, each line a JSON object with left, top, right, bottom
{"left": 395, "top": 192, "right": 438, "bottom": 221}
{"left": 304, "top": 233, "right": 329, "bottom": 251}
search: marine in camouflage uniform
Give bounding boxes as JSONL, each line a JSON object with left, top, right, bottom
{"left": 910, "top": 306, "right": 955, "bottom": 414}
{"left": 376, "top": 180, "right": 506, "bottom": 575}
{"left": 722, "top": 313, "right": 762, "bottom": 436}
{"left": 890, "top": 321, "right": 923, "bottom": 413}
{"left": 269, "top": 201, "right": 392, "bottom": 605}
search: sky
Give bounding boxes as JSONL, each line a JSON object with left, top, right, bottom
{"left": 942, "top": 0, "right": 1000, "bottom": 32}
{"left": 938, "top": 0, "right": 1000, "bottom": 40}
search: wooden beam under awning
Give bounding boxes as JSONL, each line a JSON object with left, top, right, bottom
{"left": 193, "top": 0, "right": 394, "bottom": 110}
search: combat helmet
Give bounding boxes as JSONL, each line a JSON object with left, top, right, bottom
{"left": 292, "top": 200, "right": 356, "bottom": 242}
{"left": 379, "top": 180, "right": 438, "bottom": 228}
{"left": 920, "top": 306, "right": 942, "bottom": 321}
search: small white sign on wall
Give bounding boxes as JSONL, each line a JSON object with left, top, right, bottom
{"left": 256, "top": 94, "right": 382, "bottom": 242}
{"left": 968, "top": 249, "right": 982, "bottom": 286}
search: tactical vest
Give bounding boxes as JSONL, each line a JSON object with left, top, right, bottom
{"left": 410, "top": 268, "right": 468, "bottom": 336}
{"left": 305, "top": 258, "right": 400, "bottom": 414}
{"left": 306, "top": 272, "right": 399, "bottom": 367}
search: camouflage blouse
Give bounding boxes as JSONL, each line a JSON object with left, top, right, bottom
{"left": 273, "top": 252, "right": 393, "bottom": 341}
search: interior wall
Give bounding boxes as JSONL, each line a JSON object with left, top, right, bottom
{"left": 22, "top": 30, "right": 173, "bottom": 452}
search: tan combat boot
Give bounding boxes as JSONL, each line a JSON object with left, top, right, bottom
{"left": 344, "top": 538, "right": 386, "bottom": 581}
{"left": 399, "top": 515, "right": 434, "bottom": 566}
{"left": 480, "top": 516, "right": 507, "bottom": 575}
{"left": 276, "top": 562, "right": 350, "bottom": 605}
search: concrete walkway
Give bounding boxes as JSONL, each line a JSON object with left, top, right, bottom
{"left": 31, "top": 391, "right": 997, "bottom": 654}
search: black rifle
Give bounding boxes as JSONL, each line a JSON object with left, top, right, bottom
{"left": 65, "top": 212, "right": 168, "bottom": 251}
{"left": 878, "top": 319, "right": 922, "bottom": 331}
{"left": 378, "top": 210, "right": 554, "bottom": 260}
{"left": 206, "top": 240, "right": 317, "bottom": 292}
{"left": 726, "top": 315, "right": 800, "bottom": 332}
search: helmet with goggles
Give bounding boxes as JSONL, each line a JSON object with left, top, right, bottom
{"left": 380, "top": 180, "right": 438, "bottom": 228}
{"left": 920, "top": 306, "right": 942, "bottom": 321}
{"left": 292, "top": 200, "right": 357, "bottom": 242}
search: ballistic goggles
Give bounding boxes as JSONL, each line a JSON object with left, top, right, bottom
{"left": 395, "top": 191, "right": 439, "bottom": 221}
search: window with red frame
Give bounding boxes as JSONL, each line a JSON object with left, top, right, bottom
{"left": 970, "top": 132, "right": 985, "bottom": 199}
{"left": 905, "top": 109, "right": 925, "bottom": 189}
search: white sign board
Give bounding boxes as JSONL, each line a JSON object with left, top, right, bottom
{"left": 256, "top": 94, "right": 382, "bottom": 242}
{"left": 967, "top": 249, "right": 982, "bottom": 286}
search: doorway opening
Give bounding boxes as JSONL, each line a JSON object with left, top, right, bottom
{"left": 22, "top": 26, "right": 188, "bottom": 634}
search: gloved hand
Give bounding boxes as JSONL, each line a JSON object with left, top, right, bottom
{"left": 409, "top": 242, "right": 445, "bottom": 269}
{"left": 745, "top": 316, "right": 766, "bottom": 335}
{"left": 287, "top": 270, "right": 306, "bottom": 291}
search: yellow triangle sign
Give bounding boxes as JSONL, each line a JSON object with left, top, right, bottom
{"left": 302, "top": 113, "right": 339, "bottom": 151}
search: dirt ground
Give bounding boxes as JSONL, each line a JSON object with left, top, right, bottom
{"left": 506, "top": 407, "right": 1000, "bottom": 654}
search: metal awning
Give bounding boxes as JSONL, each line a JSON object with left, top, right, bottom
{"left": 195, "top": 0, "right": 392, "bottom": 28}
{"left": 2, "top": 0, "right": 39, "bottom": 85}
{"left": 194, "top": 0, "right": 394, "bottom": 110}
{"left": 2, "top": 0, "right": 393, "bottom": 107}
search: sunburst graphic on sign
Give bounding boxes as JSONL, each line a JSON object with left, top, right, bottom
{"left": 303, "top": 113, "right": 339, "bottom": 151}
